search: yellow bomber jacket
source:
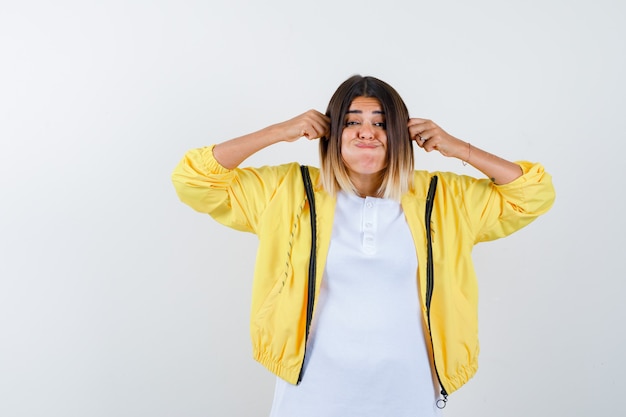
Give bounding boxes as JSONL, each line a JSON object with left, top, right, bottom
{"left": 172, "top": 145, "right": 555, "bottom": 396}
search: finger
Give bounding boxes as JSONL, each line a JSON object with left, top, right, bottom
{"left": 304, "top": 122, "right": 327, "bottom": 140}
{"left": 414, "top": 129, "right": 441, "bottom": 148}
{"left": 412, "top": 133, "right": 427, "bottom": 148}
{"left": 416, "top": 134, "right": 441, "bottom": 153}
{"left": 407, "top": 119, "right": 426, "bottom": 134}
{"left": 408, "top": 117, "right": 430, "bottom": 124}
{"left": 407, "top": 125, "right": 423, "bottom": 142}
{"left": 309, "top": 112, "right": 330, "bottom": 131}
{"left": 296, "top": 111, "right": 327, "bottom": 140}
{"left": 408, "top": 119, "right": 432, "bottom": 142}
{"left": 420, "top": 123, "right": 448, "bottom": 141}
{"left": 411, "top": 130, "right": 429, "bottom": 144}
{"left": 407, "top": 118, "right": 433, "bottom": 130}
{"left": 310, "top": 117, "right": 330, "bottom": 139}
{"left": 302, "top": 126, "right": 319, "bottom": 139}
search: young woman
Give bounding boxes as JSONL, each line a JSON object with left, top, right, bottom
{"left": 172, "top": 75, "right": 555, "bottom": 416}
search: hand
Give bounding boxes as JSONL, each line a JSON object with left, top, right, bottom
{"left": 407, "top": 118, "right": 469, "bottom": 160}
{"left": 275, "top": 110, "right": 330, "bottom": 142}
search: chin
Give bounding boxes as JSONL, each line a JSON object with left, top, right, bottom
{"left": 347, "top": 164, "right": 386, "bottom": 176}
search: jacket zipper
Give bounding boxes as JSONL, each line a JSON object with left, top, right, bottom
{"left": 298, "top": 166, "right": 317, "bottom": 384}
{"left": 425, "top": 176, "right": 449, "bottom": 408}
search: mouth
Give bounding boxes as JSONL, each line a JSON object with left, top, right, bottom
{"left": 354, "top": 141, "right": 381, "bottom": 149}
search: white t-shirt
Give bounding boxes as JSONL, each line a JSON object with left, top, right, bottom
{"left": 269, "top": 192, "right": 442, "bottom": 417}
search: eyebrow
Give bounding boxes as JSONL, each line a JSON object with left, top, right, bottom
{"left": 346, "top": 109, "right": 385, "bottom": 115}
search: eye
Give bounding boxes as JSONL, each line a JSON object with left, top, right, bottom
{"left": 374, "top": 122, "right": 386, "bottom": 129}
{"left": 345, "top": 120, "right": 360, "bottom": 127}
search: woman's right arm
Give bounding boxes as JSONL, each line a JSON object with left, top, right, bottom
{"left": 172, "top": 109, "right": 329, "bottom": 232}
{"left": 212, "top": 110, "right": 330, "bottom": 169}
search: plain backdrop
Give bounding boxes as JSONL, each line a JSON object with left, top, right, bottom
{"left": 1, "top": 0, "right": 624, "bottom": 416}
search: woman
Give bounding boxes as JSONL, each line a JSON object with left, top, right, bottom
{"left": 172, "top": 75, "right": 555, "bottom": 416}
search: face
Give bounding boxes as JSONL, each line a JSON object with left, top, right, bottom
{"left": 340, "top": 96, "right": 388, "bottom": 179}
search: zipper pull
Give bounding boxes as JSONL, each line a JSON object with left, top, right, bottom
{"left": 436, "top": 393, "right": 448, "bottom": 409}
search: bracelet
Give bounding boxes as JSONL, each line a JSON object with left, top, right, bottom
{"left": 462, "top": 142, "right": 471, "bottom": 166}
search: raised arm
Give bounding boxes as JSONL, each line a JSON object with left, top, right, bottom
{"left": 407, "top": 118, "right": 522, "bottom": 185}
{"left": 213, "top": 110, "right": 330, "bottom": 169}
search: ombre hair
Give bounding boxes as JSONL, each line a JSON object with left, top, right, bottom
{"left": 319, "top": 75, "right": 414, "bottom": 201}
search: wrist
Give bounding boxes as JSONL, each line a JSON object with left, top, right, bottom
{"left": 262, "top": 124, "right": 290, "bottom": 144}
{"left": 461, "top": 142, "right": 471, "bottom": 166}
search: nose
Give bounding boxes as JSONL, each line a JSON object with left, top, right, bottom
{"left": 359, "top": 123, "right": 374, "bottom": 140}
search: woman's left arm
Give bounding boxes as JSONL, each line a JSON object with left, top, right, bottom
{"left": 407, "top": 118, "right": 522, "bottom": 185}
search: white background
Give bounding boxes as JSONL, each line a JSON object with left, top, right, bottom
{"left": 1, "top": 0, "right": 624, "bottom": 416}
